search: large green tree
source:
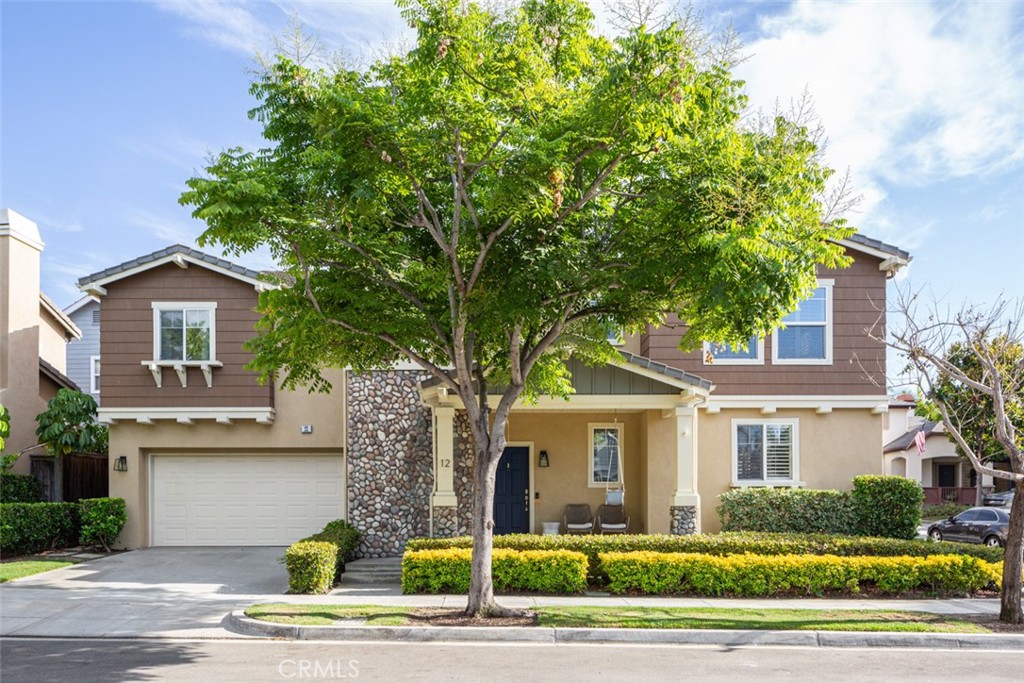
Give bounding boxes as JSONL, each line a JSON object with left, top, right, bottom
{"left": 182, "top": 0, "right": 850, "bottom": 617}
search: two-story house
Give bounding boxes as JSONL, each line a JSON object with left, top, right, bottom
{"left": 80, "top": 234, "right": 908, "bottom": 555}
{"left": 64, "top": 295, "right": 101, "bottom": 403}
{"left": 0, "top": 209, "right": 82, "bottom": 474}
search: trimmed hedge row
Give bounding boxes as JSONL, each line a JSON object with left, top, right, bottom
{"left": 285, "top": 541, "right": 338, "bottom": 594}
{"left": 0, "top": 498, "right": 127, "bottom": 555}
{"left": 0, "top": 474, "right": 42, "bottom": 503}
{"left": 405, "top": 532, "right": 1002, "bottom": 581}
{"left": 718, "top": 476, "right": 925, "bottom": 539}
{"left": 718, "top": 488, "right": 856, "bottom": 534}
{"left": 283, "top": 519, "right": 363, "bottom": 594}
{"left": 0, "top": 502, "right": 80, "bottom": 554}
{"left": 600, "top": 551, "right": 997, "bottom": 596}
{"left": 402, "top": 548, "right": 589, "bottom": 594}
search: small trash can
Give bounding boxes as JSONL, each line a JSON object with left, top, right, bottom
{"left": 542, "top": 522, "right": 560, "bottom": 536}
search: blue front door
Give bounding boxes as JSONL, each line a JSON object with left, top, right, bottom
{"left": 494, "top": 446, "right": 530, "bottom": 535}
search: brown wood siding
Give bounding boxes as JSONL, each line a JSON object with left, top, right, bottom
{"left": 639, "top": 252, "right": 888, "bottom": 395}
{"left": 101, "top": 264, "right": 272, "bottom": 408}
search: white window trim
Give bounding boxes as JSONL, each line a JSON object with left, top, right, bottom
{"left": 771, "top": 279, "right": 833, "bottom": 366}
{"left": 89, "top": 355, "right": 100, "bottom": 395}
{"left": 702, "top": 337, "right": 765, "bottom": 366}
{"left": 731, "top": 418, "right": 801, "bottom": 487}
{"left": 588, "top": 422, "right": 623, "bottom": 488}
{"left": 151, "top": 302, "right": 218, "bottom": 364}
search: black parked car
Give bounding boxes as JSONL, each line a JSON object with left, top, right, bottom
{"left": 983, "top": 489, "right": 1015, "bottom": 507}
{"left": 928, "top": 507, "right": 1008, "bottom": 547}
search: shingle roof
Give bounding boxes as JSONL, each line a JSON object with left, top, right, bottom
{"left": 77, "top": 244, "right": 265, "bottom": 287}
{"left": 884, "top": 420, "right": 940, "bottom": 453}
{"left": 39, "top": 358, "right": 80, "bottom": 392}
{"left": 844, "top": 233, "right": 911, "bottom": 261}
{"left": 616, "top": 351, "right": 713, "bottom": 390}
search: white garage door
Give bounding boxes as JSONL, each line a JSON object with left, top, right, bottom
{"left": 151, "top": 455, "right": 345, "bottom": 546}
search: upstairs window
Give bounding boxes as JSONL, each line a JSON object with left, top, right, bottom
{"left": 703, "top": 336, "right": 764, "bottom": 365}
{"left": 152, "top": 303, "right": 216, "bottom": 362}
{"left": 90, "top": 356, "right": 100, "bottom": 394}
{"left": 773, "top": 281, "right": 833, "bottom": 364}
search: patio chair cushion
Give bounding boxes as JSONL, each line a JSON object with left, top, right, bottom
{"left": 566, "top": 523, "right": 594, "bottom": 531}
{"left": 600, "top": 523, "right": 628, "bottom": 530}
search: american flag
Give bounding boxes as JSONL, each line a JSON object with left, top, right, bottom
{"left": 914, "top": 429, "right": 928, "bottom": 454}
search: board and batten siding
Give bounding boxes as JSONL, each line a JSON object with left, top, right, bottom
{"left": 66, "top": 301, "right": 101, "bottom": 403}
{"left": 100, "top": 263, "right": 272, "bottom": 409}
{"left": 639, "top": 251, "right": 888, "bottom": 395}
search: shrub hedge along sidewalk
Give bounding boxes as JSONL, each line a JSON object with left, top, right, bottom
{"left": 283, "top": 519, "right": 362, "bottom": 594}
{"left": 0, "top": 497, "right": 127, "bottom": 556}
{"left": 402, "top": 548, "right": 589, "bottom": 594}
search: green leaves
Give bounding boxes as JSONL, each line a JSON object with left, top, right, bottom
{"left": 34, "top": 389, "right": 107, "bottom": 457}
{"left": 181, "top": 0, "right": 850, "bottom": 402}
{"left": 0, "top": 403, "right": 9, "bottom": 453}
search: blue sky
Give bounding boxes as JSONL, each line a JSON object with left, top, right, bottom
{"left": 3, "top": 0, "right": 1022, "bottom": 323}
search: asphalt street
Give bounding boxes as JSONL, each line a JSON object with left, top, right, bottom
{"left": 3, "top": 638, "right": 1023, "bottom": 683}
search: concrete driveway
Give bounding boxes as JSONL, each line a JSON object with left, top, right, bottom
{"left": 0, "top": 547, "right": 293, "bottom": 638}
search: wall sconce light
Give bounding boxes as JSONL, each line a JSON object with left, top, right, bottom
{"left": 113, "top": 456, "right": 128, "bottom": 472}
{"left": 538, "top": 450, "right": 550, "bottom": 468}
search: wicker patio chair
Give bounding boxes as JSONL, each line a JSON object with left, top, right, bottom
{"left": 562, "top": 503, "right": 595, "bottom": 534}
{"left": 596, "top": 504, "right": 630, "bottom": 534}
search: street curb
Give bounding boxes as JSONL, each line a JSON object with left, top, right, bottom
{"left": 225, "top": 611, "right": 1024, "bottom": 650}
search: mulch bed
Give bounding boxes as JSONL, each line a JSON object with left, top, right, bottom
{"left": 961, "top": 615, "right": 1024, "bottom": 633}
{"left": 406, "top": 608, "right": 538, "bottom": 627}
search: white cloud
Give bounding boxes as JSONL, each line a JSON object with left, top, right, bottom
{"left": 122, "top": 206, "right": 201, "bottom": 246}
{"left": 736, "top": 0, "right": 1024, "bottom": 236}
{"left": 123, "top": 128, "right": 216, "bottom": 173}
{"left": 154, "top": 1, "right": 273, "bottom": 54}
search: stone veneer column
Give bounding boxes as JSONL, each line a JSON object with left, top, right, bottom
{"left": 670, "top": 405, "right": 700, "bottom": 535}
{"left": 430, "top": 406, "right": 460, "bottom": 538}
{"left": 347, "top": 371, "right": 434, "bottom": 557}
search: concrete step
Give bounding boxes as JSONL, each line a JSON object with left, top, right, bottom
{"left": 341, "top": 557, "right": 403, "bottom": 584}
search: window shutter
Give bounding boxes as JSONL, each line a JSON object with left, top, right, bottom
{"left": 765, "top": 424, "right": 792, "bottom": 479}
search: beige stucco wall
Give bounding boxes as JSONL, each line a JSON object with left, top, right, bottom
{"left": 0, "top": 217, "right": 46, "bottom": 474}
{"left": 110, "top": 368, "right": 348, "bottom": 548}
{"left": 506, "top": 411, "right": 645, "bottom": 534}
{"left": 696, "top": 408, "right": 884, "bottom": 532}
{"left": 38, "top": 308, "right": 70, "bottom": 375}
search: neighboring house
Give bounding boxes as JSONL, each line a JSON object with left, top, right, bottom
{"left": 883, "top": 395, "right": 992, "bottom": 505}
{"left": 0, "top": 209, "right": 82, "bottom": 474}
{"left": 81, "top": 235, "right": 908, "bottom": 555}
{"left": 64, "top": 295, "right": 101, "bottom": 403}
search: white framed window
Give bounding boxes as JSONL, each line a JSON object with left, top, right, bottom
{"left": 731, "top": 419, "right": 800, "bottom": 486}
{"left": 588, "top": 423, "right": 622, "bottom": 487}
{"left": 90, "top": 356, "right": 100, "bottom": 394}
{"left": 703, "top": 336, "right": 764, "bottom": 365}
{"left": 152, "top": 302, "right": 217, "bottom": 363}
{"left": 772, "top": 280, "right": 833, "bottom": 365}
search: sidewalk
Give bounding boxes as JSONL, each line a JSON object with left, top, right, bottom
{"left": 291, "top": 583, "right": 1004, "bottom": 616}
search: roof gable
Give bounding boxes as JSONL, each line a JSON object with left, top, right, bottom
{"left": 77, "top": 245, "right": 274, "bottom": 296}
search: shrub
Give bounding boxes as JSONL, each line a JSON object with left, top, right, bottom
{"left": 0, "top": 474, "right": 42, "bottom": 503}
{"left": 285, "top": 541, "right": 337, "bottom": 594}
{"left": 717, "top": 488, "right": 856, "bottom": 534}
{"left": 405, "top": 532, "right": 1002, "bottom": 582}
{"left": 302, "top": 519, "right": 361, "bottom": 581}
{"left": 0, "top": 502, "right": 79, "bottom": 554}
{"left": 852, "top": 475, "right": 924, "bottom": 539}
{"left": 402, "top": 548, "right": 589, "bottom": 594}
{"left": 78, "top": 498, "right": 127, "bottom": 551}
{"left": 600, "top": 551, "right": 997, "bottom": 597}
{"left": 922, "top": 502, "right": 970, "bottom": 520}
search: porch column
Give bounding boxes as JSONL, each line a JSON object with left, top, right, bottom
{"left": 431, "top": 406, "right": 457, "bottom": 507}
{"left": 669, "top": 405, "right": 700, "bottom": 535}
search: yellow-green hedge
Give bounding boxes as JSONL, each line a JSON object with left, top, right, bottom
{"left": 285, "top": 541, "right": 337, "bottom": 594}
{"left": 402, "top": 548, "right": 588, "bottom": 594}
{"left": 600, "top": 551, "right": 998, "bottom": 596}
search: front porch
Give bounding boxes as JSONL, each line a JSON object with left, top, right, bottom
{"left": 421, "top": 357, "right": 712, "bottom": 538}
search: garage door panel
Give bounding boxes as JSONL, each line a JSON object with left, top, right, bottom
{"left": 151, "top": 455, "right": 345, "bottom": 546}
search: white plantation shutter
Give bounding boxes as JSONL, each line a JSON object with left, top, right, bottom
{"left": 765, "top": 424, "right": 793, "bottom": 480}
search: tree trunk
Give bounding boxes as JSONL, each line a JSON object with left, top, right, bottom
{"left": 465, "top": 439, "right": 501, "bottom": 617}
{"left": 975, "top": 467, "right": 984, "bottom": 507}
{"left": 999, "top": 478, "right": 1024, "bottom": 623}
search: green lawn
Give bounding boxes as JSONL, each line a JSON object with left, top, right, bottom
{"left": 0, "top": 560, "right": 75, "bottom": 583}
{"left": 245, "top": 604, "right": 990, "bottom": 633}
